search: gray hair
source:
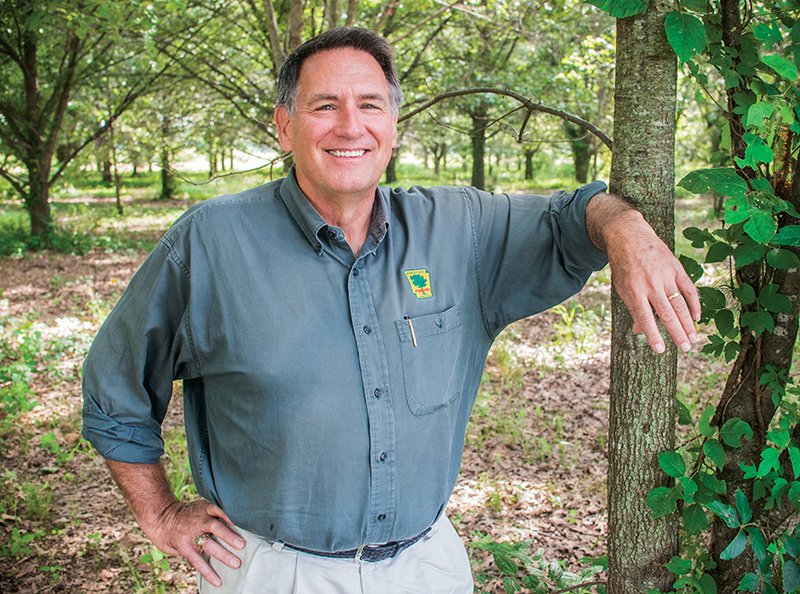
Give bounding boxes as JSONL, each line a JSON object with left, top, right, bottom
{"left": 276, "top": 27, "right": 404, "bottom": 116}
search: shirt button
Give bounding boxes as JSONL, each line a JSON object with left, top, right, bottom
{"left": 373, "top": 388, "right": 382, "bottom": 398}
{"left": 377, "top": 514, "right": 386, "bottom": 521}
{"left": 352, "top": 269, "right": 360, "bottom": 277}
{"left": 379, "top": 452, "right": 387, "bottom": 462}
{"left": 327, "top": 229, "right": 337, "bottom": 239}
{"left": 363, "top": 325, "right": 371, "bottom": 334}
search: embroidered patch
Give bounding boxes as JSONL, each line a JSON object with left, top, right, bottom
{"left": 403, "top": 268, "right": 433, "bottom": 299}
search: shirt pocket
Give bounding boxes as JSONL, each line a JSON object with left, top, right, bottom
{"left": 395, "top": 304, "right": 464, "bottom": 416}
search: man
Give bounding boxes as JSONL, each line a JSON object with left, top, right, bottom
{"left": 82, "top": 27, "right": 700, "bottom": 593}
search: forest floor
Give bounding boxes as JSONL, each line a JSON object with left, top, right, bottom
{"left": 0, "top": 196, "right": 729, "bottom": 593}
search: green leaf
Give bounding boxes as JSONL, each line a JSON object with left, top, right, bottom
{"left": 720, "top": 418, "right": 753, "bottom": 448}
{"left": 714, "top": 309, "right": 735, "bottom": 338}
{"left": 665, "top": 12, "right": 706, "bottom": 62}
{"left": 738, "top": 572, "right": 760, "bottom": 591}
{"left": 744, "top": 209, "right": 778, "bottom": 243}
{"left": 775, "top": 225, "right": 800, "bottom": 247}
{"left": 706, "top": 241, "right": 733, "bottom": 262}
{"left": 707, "top": 500, "right": 740, "bottom": 528}
{"left": 786, "top": 536, "right": 800, "bottom": 558}
{"left": 768, "top": 429, "right": 791, "bottom": 450}
{"left": 680, "top": 254, "right": 704, "bottom": 282}
{"left": 666, "top": 555, "right": 693, "bottom": 575}
{"left": 735, "top": 489, "right": 753, "bottom": 523}
{"left": 789, "top": 447, "right": 800, "bottom": 479}
{"left": 679, "top": 168, "right": 748, "bottom": 198}
{"left": 683, "top": 503, "right": 708, "bottom": 535}
{"left": 720, "top": 530, "right": 747, "bottom": 560}
{"left": 680, "top": 476, "right": 698, "bottom": 504}
{"left": 767, "top": 248, "right": 800, "bottom": 270}
{"left": 784, "top": 560, "right": 800, "bottom": 593}
{"left": 741, "top": 309, "right": 775, "bottom": 335}
{"left": 699, "top": 286, "right": 727, "bottom": 311}
{"left": 585, "top": 0, "right": 649, "bottom": 18}
{"left": 677, "top": 399, "right": 692, "bottom": 425}
{"left": 646, "top": 486, "right": 678, "bottom": 518}
{"left": 733, "top": 242, "right": 768, "bottom": 267}
{"left": 493, "top": 550, "right": 518, "bottom": 575}
{"left": 699, "top": 404, "right": 716, "bottom": 438}
{"left": 763, "top": 54, "right": 799, "bottom": 81}
{"left": 747, "top": 526, "right": 767, "bottom": 561}
{"left": 660, "top": 451, "right": 686, "bottom": 478}
{"left": 753, "top": 23, "right": 782, "bottom": 44}
{"left": 724, "top": 340, "right": 740, "bottom": 363}
{"left": 704, "top": 439, "right": 726, "bottom": 469}
{"left": 699, "top": 573, "right": 717, "bottom": 594}
{"left": 725, "top": 194, "right": 752, "bottom": 224}
{"left": 746, "top": 101, "right": 775, "bottom": 130}
{"left": 733, "top": 283, "right": 757, "bottom": 305}
{"left": 759, "top": 284, "right": 792, "bottom": 314}
{"left": 757, "top": 447, "right": 781, "bottom": 477}
{"left": 735, "top": 134, "right": 775, "bottom": 169}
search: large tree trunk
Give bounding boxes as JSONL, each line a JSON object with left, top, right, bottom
{"left": 26, "top": 157, "right": 53, "bottom": 238}
{"left": 607, "top": 2, "right": 679, "bottom": 592}
{"left": 470, "top": 103, "right": 489, "bottom": 190}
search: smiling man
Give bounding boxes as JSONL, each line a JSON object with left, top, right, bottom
{"left": 82, "top": 27, "right": 700, "bottom": 594}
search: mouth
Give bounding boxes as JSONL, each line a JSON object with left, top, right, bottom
{"left": 327, "top": 149, "right": 367, "bottom": 158}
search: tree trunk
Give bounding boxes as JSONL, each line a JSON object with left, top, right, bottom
{"left": 101, "top": 160, "right": 112, "bottom": 185}
{"left": 385, "top": 150, "right": 398, "bottom": 184}
{"left": 470, "top": 103, "right": 489, "bottom": 190}
{"left": 160, "top": 115, "right": 175, "bottom": 200}
{"left": 564, "top": 121, "right": 593, "bottom": 183}
{"left": 524, "top": 148, "right": 535, "bottom": 180}
{"left": 607, "top": 2, "right": 679, "bottom": 592}
{"left": 27, "top": 157, "right": 53, "bottom": 238}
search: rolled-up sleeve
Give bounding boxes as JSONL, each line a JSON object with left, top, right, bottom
{"left": 467, "top": 181, "right": 609, "bottom": 338}
{"left": 81, "top": 230, "right": 200, "bottom": 463}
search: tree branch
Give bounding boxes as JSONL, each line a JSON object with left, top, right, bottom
{"left": 399, "top": 87, "right": 613, "bottom": 150}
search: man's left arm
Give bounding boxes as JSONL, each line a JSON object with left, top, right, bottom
{"left": 585, "top": 192, "right": 701, "bottom": 354}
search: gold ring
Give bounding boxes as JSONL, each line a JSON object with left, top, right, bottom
{"left": 667, "top": 292, "right": 681, "bottom": 301}
{"left": 194, "top": 533, "right": 211, "bottom": 548}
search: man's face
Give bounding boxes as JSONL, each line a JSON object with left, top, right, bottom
{"left": 275, "top": 47, "right": 398, "bottom": 206}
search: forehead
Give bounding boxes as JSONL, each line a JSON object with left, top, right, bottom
{"left": 297, "top": 47, "right": 389, "bottom": 98}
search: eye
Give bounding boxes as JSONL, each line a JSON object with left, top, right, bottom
{"left": 315, "top": 104, "right": 335, "bottom": 111}
{"left": 361, "top": 103, "right": 381, "bottom": 110}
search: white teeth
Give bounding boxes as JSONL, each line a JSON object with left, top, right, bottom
{"left": 329, "top": 150, "right": 366, "bottom": 157}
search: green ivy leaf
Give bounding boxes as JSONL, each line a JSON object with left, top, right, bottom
{"left": 733, "top": 283, "right": 756, "bottom": 305}
{"left": 784, "top": 560, "right": 800, "bottom": 593}
{"left": 665, "top": 12, "right": 706, "bottom": 62}
{"left": 704, "top": 439, "right": 726, "bottom": 469}
{"left": 666, "top": 555, "right": 693, "bottom": 575}
{"left": 757, "top": 447, "right": 781, "bottom": 478}
{"left": 659, "top": 451, "right": 686, "bottom": 477}
{"left": 789, "top": 447, "right": 800, "bottom": 479}
{"left": 768, "top": 429, "right": 791, "bottom": 450}
{"left": 679, "top": 254, "right": 704, "bottom": 283}
{"left": 738, "top": 572, "right": 760, "bottom": 592}
{"left": 766, "top": 248, "right": 800, "bottom": 270}
{"left": 725, "top": 194, "right": 752, "bottom": 224}
{"left": 724, "top": 340, "right": 740, "bottom": 363}
{"left": 699, "top": 404, "right": 716, "bottom": 438}
{"left": 735, "top": 134, "right": 775, "bottom": 169}
{"left": 753, "top": 23, "right": 782, "bottom": 44}
{"left": 746, "top": 101, "right": 775, "bottom": 130}
{"left": 679, "top": 168, "right": 748, "bottom": 198}
{"left": 733, "top": 242, "right": 768, "bottom": 267}
{"left": 763, "top": 54, "right": 799, "bottom": 81}
{"left": 775, "top": 224, "right": 800, "bottom": 247}
{"left": 683, "top": 503, "right": 708, "bottom": 535}
{"left": 699, "top": 286, "right": 727, "bottom": 311}
{"left": 707, "top": 500, "right": 740, "bottom": 528}
{"left": 714, "top": 309, "right": 735, "bottom": 338}
{"left": 759, "top": 284, "right": 791, "bottom": 314}
{"left": 720, "top": 530, "right": 747, "bottom": 560}
{"left": 747, "top": 526, "right": 767, "bottom": 561}
{"left": 585, "top": 0, "right": 649, "bottom": 18}
{"left": 789, "top": 481, "right": 800, "bottom": 507}
{"left": 493, "top": 550, "right": 519, "bottom": 575}
{"left": 720, "top": 418, "right": 753, "bottom": 448}
{"left": 677, "top": 399, "right": 692, "bottom": 425}
{"left": 706, "top": 241, "right": 733, "bottom": 262}
{"left": 786, "top": 536, "right": 800, "bottom": 558}
{"left": 680, "top": 476, "right": 699, "bottom": 504}
{"left": 735, "top": 488, "right": 753, "bottom": 523}
{"left": 744, "top": 209, "right": 778, "bottom": 244}
{"left": 699, "top": 572, "right": 717, "bottom": 594}
{"left": 646, "top": 486, "right": 679, "bottom": 518}
{"left": 741, "top": 309, "right": 775, "bottom": 335}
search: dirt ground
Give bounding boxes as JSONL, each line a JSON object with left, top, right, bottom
{"left": 0, "top": 247, "right": 720, "bottom": 593}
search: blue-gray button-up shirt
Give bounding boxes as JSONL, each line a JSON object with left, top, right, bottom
{"left": 82, "top": 170, "right": 608, "bottom": 552}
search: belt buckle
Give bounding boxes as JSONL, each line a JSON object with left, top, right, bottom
{"left": 354, "top": 544, "right": 367, "bottom": 563}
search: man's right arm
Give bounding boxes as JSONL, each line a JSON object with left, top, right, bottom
{"left": 105, "top": 458, "right": 244, "bottom": 588}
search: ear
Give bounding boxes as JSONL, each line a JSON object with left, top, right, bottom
{"left": 391, "top": 114, "right": 398, "bottom": 148}
{"left": 274, "top": 105, "right": 293, "bottom": 152}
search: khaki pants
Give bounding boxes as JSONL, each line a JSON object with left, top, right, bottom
{"left": 198, "top": 515, "right": 474, "bottom": 594}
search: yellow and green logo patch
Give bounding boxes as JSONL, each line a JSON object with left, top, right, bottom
{"left": 403, "top": 268, "right": 433, "bottom": 299}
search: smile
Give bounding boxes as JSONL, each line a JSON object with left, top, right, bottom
{"left": 327, "top": 150, "right": 367, "bottom": 157}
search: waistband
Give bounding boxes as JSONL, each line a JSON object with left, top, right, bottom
{"left": 283, "top": 526, "right": 432, "bottom": 563}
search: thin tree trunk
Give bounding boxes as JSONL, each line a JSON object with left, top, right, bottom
{"left": 385, "top": 150, "right": 398, "bottom": 184}
{"left": 470, "top": 103, "right": 488, "bottom": 190}
{"left": 109, "top": 123, "right": 123, "bottom": 215}
{"left": 607, "top": 2, "right": 679, "bottom": 592}
{"left": 160, "top": 114, "right": 175, "bottom": 200}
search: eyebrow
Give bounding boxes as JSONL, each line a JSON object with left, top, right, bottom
{"left": 309, "top": 93, "right": 388, "bottom": 103}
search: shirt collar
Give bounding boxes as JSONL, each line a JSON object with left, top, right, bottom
{"left": 279, "top": 168, "right": 390, "bottom": 256}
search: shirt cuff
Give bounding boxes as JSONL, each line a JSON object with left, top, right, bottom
{"left": 553, "top": 180, "right": 609, "bottom": 272}
{"left": 82, "top": 395, "right": 165, "bottom": 463}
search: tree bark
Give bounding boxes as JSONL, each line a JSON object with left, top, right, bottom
{"left": 160, "top": 114, "right": 175, "bottom": 200}
{"left": 385, "top": 150, "right": 398, "bottom": 184}
{"left": 470, "top": 103, "right": 488, "bottom": 190}
{"left": 607, "top": 1, "right": 679, "bottom": 592}
{"left": 564, "top": 121, "right": 593, "bottom": 183}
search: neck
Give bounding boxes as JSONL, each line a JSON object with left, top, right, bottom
{"left": 303, "top": 189, "right": 375, "bottom": 257}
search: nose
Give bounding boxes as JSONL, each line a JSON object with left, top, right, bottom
{"left": 334, "top": 104, "right": 364, "bottom": 138}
